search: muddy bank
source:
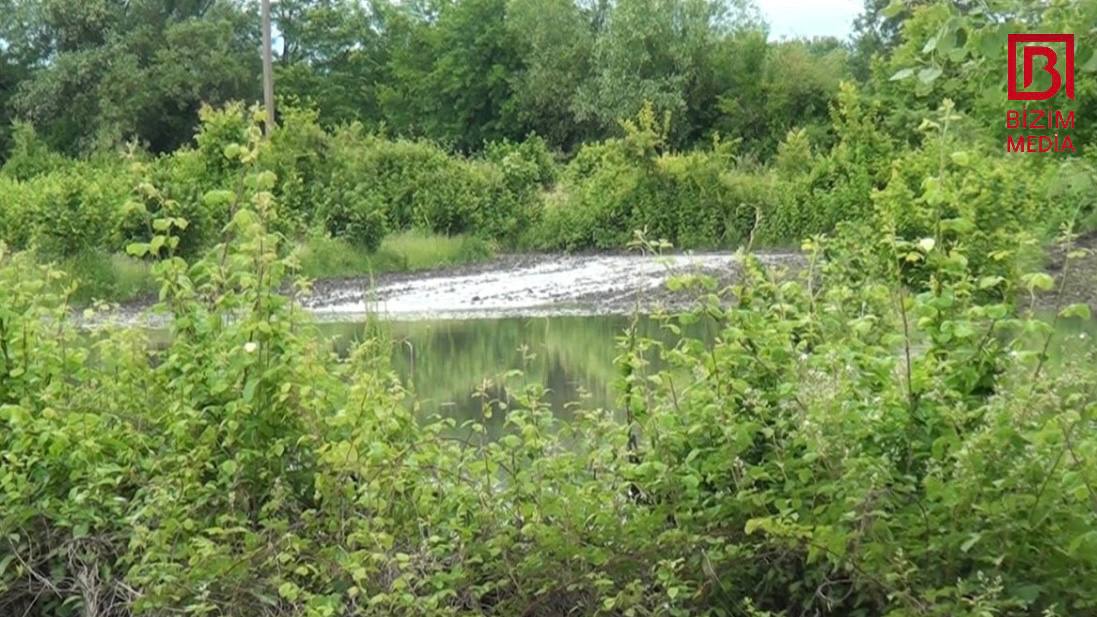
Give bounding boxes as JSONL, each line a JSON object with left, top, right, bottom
{"left": 84, "top": 236, "right": 1097, "bottom": 325}
{"left": 305, "top": 252, "right": 805, "bottom": 321}
{"left": 1046, "top": 231, "right": 1097, "bottom": 314}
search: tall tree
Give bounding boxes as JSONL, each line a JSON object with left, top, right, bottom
{"left": 505, "top": 0, "right": 597, "bottom": 150}
{"left": 274, "top": 0, "right": 389, "bottom": 126}
{"left": 381, "top": 0, "right": 525, "bottom": 150}
{"left": 572, "top": 0, "right": 757, "bottom": 145}
{"left": 3, "top": 0, "right": 259, "bottom": 154}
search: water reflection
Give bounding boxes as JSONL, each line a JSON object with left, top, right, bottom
{"left": 319, "top": 315, "right": 704, "bottom": 427}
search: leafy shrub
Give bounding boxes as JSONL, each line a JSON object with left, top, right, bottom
{"left": 121, "top": 152, "right": 229, "bottom": 256}
{"left": 193, "top": 102, "right": 254, "bottom": 183}
{"left": 484, "top": 134, "right": 558, "bottom": 190}
{"left": 559, "top": 138, "right": 629, "bottom": 186}
{"left": 12, "top": 163, "right": 132, "bottom": 258}
{"left": 60, "top": 250, "right": 155, "bottom": 304}
{"left": 532, "top": 107, "right": 764, "bottom": 250}
{"left": 258, "top": 105, "right": 333, "bottom": 231}
{"left": 755, "top": 84, "right": 895, "bottom": 246}
{"left": 0, "top": 121, "right": 67, "bottom": 181}
{"left": 116, "top": 105, "right": 261, "bottom": 258}
{"left": 0, "top": 176, "right": 32, "bottom": 249}
{"left": 870, "top": 101, "right": 1050, "bottom": 294}
{"left": 317, "top": 170, "right": 388, "bottom": 251}
{"left": 321, "top": 128, "right": 533, "bottom": 243}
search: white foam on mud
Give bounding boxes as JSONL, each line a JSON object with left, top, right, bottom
{"left": 309, "top": 253, "right": 752, "bottom": 320}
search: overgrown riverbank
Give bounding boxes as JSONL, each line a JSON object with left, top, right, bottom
{"left": 3, "top": 149, "right": 1096, "bottom": 615}
{"left": 3, "top": 1, "right": 1097, "bottom": 615}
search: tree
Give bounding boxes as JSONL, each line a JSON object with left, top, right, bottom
{"left": 274, "top": 0, "right": 389, "bottom": 127}
{"left": 716, "top": 37, "right": 849, "bottom": 157}
{"left": 504, "top": 0, "right": 597, "bottom": 150}
{"left": 380, "top": 0, "right": 525, "bottom": 150}
{"left": 4, "top": 0, "right": 259, "bottom": 154}
{"left": 572, "top": 0, "right": 757, "bottom": 146}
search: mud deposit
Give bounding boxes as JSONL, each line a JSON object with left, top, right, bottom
{"left": 305, "top": 252, "right": 804, "bottom": 321}
{"left": 1046, "top": 231, "right": 1097, "bottom": 314}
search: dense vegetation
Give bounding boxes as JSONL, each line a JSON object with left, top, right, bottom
{"left": 2, "top": 0, "right": 1097, "bottom": 615}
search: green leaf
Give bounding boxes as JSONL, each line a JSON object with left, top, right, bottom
{"left": 1022, "top": 272, "right": 1055, "bottom": 292}
{"left": 278, "top": 582, "right": 300, "bottom": 601}
{"left": 203, "top": 190, "right": 235, "bottom": 207}
{"left": 243, "top": 379, "right": 258, "bottom": 403}
{"left": 220, "top": 460, "right": 238, "bottom": 476}
{"left": 890, "top": 68, "right": 915, "bottom": 81}
{"left": 1082, "top": 51, "right": 1097, "bottom": 73}
{"left": 126, "top": 243, "right": 149, "bottom": 257}
{"left": 881, "top": 0, "right": 904, "bottom": 18}
{"left": 1059, "top": 303, "right": 1092, "bottom": 320}
{"left": 940, "top": 217, "right": 974, "bottom": 233}
{"left": 978, "top": 275, "right": 1004, "bottom": 290}
{"left": 917, "top": 66, "right": 943, "bottom": 84}
{"left": 960, "top": 533, "right": 981, "bottom": 553}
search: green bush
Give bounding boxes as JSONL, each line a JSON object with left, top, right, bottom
{"left": 59, "top": 250, "right": 155, "bottom": 304}
{"left": 321, "top": 128, "right": 533, "bottom": 243}
{"left": 531, "top": 107, "right": 765, "bottom": 250}
{"left": 193, "top": 102, "right": 254, "bottom": 183}
{"left": 116, "top": 105, "right": 262, "bottom": 257}
{"left": 484, "top": 134, "right": 558, "bottom": 190}
{"left": 259, "top": 106, "right": 334, "bottom": 232}
{"left": 0, "top": 121, "right": 67, "bottom": 181}
{"left": 317, "top": 171, "right": 388, "bottom": 251}
{"left": 122, "top": 151, "right": 229, "bottom": 256}
{"left": 12, "top": 164, "right": 131, "bottom": 258}
{"left": 0, "top": 176, "right": 32, "bottom": 249}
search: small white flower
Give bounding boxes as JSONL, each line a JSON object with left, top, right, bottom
{"left": 918, "top": 238, "right": 936, "bottom": 253}
{"left": 244, "top": 342, "right": 258, "bottom": 354}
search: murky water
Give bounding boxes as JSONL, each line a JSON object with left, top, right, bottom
{"left": 319, "top": 315, "right": 713, "bottom": 428}
{"left": 317, "top": 312, "right": 1097, "bottom": 433}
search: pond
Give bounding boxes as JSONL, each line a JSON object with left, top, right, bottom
{"left": 318, "top": 314, "right": 714, "bottom": 429}
{"left": 317, "top": 311, "right": 1097, "bottom": 434}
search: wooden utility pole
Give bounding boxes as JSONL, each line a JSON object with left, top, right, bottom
{"left": 261, "top": 0, "right": 276, "bottom": 135}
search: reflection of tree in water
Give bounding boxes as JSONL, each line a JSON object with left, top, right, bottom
{"left": 318, "top": 315, "right": 703, "bottom": 433}
{"left": 392, "top": 316, "right": 627, "bottom": 424}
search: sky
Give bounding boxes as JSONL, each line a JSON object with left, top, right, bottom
{"left": 756, "top": 0, "right": 863, "bottom": 40}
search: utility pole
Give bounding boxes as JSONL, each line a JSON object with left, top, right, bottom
{"left": 261, "top": 0, "right": 276, "bottom": 136}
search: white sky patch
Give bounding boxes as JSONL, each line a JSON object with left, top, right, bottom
{"left": 756, "top": 0, "right": 862, "bottom": 40}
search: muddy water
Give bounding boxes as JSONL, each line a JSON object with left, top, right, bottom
{"left": 316, "top": 312, "right": 1097, "bottom": 436}
{"left": 320, "top": 314, "right": 715, "bottom": 433}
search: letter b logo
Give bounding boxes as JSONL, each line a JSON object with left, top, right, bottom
{"left": 1008, "top": 34, "right": 1075, "bottom": 101}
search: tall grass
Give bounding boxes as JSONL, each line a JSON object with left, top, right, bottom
{"left": 296, "top": 230, "right": 494, "bottom": 280}
{"left": 62, "top": 251, "right": 155, "bottom": 305}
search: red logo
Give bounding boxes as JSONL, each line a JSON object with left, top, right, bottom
{"left": 1008, "top": 34, "right": 1075, "bottom": 101}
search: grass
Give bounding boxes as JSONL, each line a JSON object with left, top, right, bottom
{"left": 295, "top": 230, "right": 495, "bottom": 280}
{"left": 62, "top": 251, "right": 156, "bottom": 305}
{"left": 50, "top": 231, "right": 493, "bottom": 306}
